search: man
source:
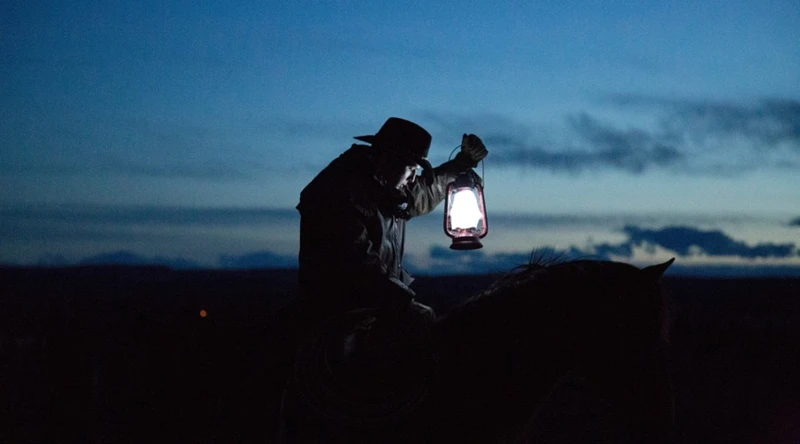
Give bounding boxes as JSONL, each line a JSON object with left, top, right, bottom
{"left": 274, "top": 117, "right": 487, "bottom": 443}
{"left": 294, "top": 116, "right": 488, "bottom": 331}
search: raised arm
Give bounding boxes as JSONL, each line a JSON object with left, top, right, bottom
{"left": 405, "top": 159, "right": 466, "bottom": 217}
{"left": 406, "top": 133, "right": 489, "bottom": 217}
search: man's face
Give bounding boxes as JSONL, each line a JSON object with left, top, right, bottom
{"left": 386, "top": 159, "right": 420, "bottom": 190}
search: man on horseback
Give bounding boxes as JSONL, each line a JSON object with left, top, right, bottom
{"left": 274, "top": 117, "right": 487, "bottom": 442}
{"left": 294, "top": 117, "right": 488, "bottom": 331}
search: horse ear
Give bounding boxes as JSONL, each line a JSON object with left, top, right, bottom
{"left": 641, "top": 258, "right": 675, "bottom": 281}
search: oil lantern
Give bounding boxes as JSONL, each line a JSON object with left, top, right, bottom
{"left": 443, "top": 170, "right": 488, "bottom": 250}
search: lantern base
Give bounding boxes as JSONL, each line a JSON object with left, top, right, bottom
{"left": 449, "top": 236, "right": 483, "bottom": 250}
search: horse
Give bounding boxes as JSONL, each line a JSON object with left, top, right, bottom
{"left": 278, "top": 256, "right": 675, "bottom": 443}
{"left": 427, "top": 256, "right": 675, "bottom": 443}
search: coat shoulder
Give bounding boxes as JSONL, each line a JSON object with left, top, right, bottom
{"left": 298, "top": 147, "right": 379, "bottom": 218}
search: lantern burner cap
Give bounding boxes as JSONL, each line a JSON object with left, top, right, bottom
{"left": 449, "top": 236, "right": 483, "bottom": 250}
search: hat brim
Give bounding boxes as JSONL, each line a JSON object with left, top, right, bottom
{"left": 418, "top": 159, "right": 434, "bottom": 183}
{"left": 354, "top": 135, "right": 376, "bottom": 144}
{"left": 354, "top": 135, "right": 434, "bottom": 181}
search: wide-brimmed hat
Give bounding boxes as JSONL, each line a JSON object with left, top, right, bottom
{"left": 291, "top": 308, "right": 436, "bottom": 428}
{"left": 355, "top": 117, "right": 434, "bottom": 178}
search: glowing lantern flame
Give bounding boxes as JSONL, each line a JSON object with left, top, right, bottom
{"left": 444, "top": 171, "right": 488, "bottom": 250}
{"left": 450, "top": 189, "right": 483, "bottom": 230}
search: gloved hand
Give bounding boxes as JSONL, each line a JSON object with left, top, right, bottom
{"left": 456, "top": 133, "right": 488, "bottom": 168}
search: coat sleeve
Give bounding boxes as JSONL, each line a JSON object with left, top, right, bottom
{"left": 405, "top": 158, "right": 469, "bottom": 218}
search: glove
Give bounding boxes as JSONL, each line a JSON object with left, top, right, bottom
{"left": 456, "top": 133, "right": 488, "bottom": 168}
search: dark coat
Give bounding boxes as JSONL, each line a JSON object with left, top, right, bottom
{"left": 295, "top": 144, "right": 466, "bottom": 325}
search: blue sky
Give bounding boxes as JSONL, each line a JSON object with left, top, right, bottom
{"left": 2, "top": 1, "right": 799, "bottom": 274}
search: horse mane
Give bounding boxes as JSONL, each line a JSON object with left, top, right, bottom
{"left": 483, "top": 249, "right": 577, "bottom": 297}
{"left": 439, "top": 249, "right": 598, "bottom": 321}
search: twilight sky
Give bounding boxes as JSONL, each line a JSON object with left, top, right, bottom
{"left": 2, "top": 1, "right": 799, "bottom": 274}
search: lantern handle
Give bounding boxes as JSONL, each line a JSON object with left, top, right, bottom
{"left": 449, "top": 144, "right": 486, "bottom": 187}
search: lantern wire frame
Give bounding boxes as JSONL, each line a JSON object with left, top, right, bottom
{"left": 445, "top": 145, "right": 487, "bottom": 250}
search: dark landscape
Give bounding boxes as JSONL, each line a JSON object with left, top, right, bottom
{"left": 2, "top": 265, "right": 799, "bottom": 443}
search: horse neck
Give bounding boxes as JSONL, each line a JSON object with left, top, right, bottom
{"left": 434, "top": 284, "right": 591, "bottom": 396}
{"left": 430, "top": 295, "right": 590, "bottom": 441}
{"left": 435, "top": 298, "right": 587, "bottom": 377}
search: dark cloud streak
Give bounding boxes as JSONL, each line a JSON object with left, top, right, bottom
{"left": 2, "top": 204, "right": 298, "bottom": 227}
{"left": 78, "top": 251, "right": 203, "bottom": 269}
{"left": 565, "top": 225, "right": 797, "bottom": 260}
{"left": 608, "top": 95, "right": 800, "bottom": 149}
{"left": 622, "top": 225, "right": 796, "bottom": 259}
{"left": 33, "top": 250, "right": 297, "bottom": 269}
{"left": 423, "top": 96, "right": 800, "bottom": 175}
{"left": 219, "top": 251, "right": 298, "bottom": 269}
{"left": 485, "top": 114, "right": 686, "bottom": 174}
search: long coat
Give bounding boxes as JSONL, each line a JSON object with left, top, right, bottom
{"left": 295, "top": 144, "right": 466, "bottom": 326}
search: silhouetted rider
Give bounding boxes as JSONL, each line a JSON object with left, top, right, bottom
{"left": 295, "top": 117, "right": 488, "bottom": 331}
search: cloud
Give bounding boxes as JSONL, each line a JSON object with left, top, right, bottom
{"left": 2, "top": 203, "right": 775, "bottom": 238}
{"left": 429, "top": 244, "right": 476, "bottom": 260}
{"left": 605, "top": 96, "right": 800, "bottom": 173}
{"left": 579, "top": 242, "right": 633, "bottom": 258}
{"left": 78, "top": 251, "right": 203, "bottom": 269}
{"left": 556, "top": 225, "right": 797, "bottom": 260}
{"left": 2, "top": 204, "right": 297, "bottom": 228}
{"left": 620, "top": 225, "right": 796, "bottom": 259}
{"left": 422, "top": 110, "right": 693, "bottom": 174}
{"left": 420, "top": 110, "right": 687, "bottom": 174}
{"left": 31, "top": 249, "right": 297, "bottom": 270}
{"left": 421, "top": 97, "right": 800, "bottom": 175}
{"left": 563, "top": 225, "right": 797, "bottom": 260}
{"left": 485, "top": 114, "right": 686, "bottom": 174}
{"left": 0, "top": 205, "right": 300, "bottom": 263}
{"left": 607, "top": 95, "right": 800, "bottom": 149}
{"left": 218, "top": 251, "right": 298, "bottom": 269}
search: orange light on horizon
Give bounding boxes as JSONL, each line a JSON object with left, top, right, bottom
{"left": 199, "top": 309, "right": 208, "bottom": 318}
